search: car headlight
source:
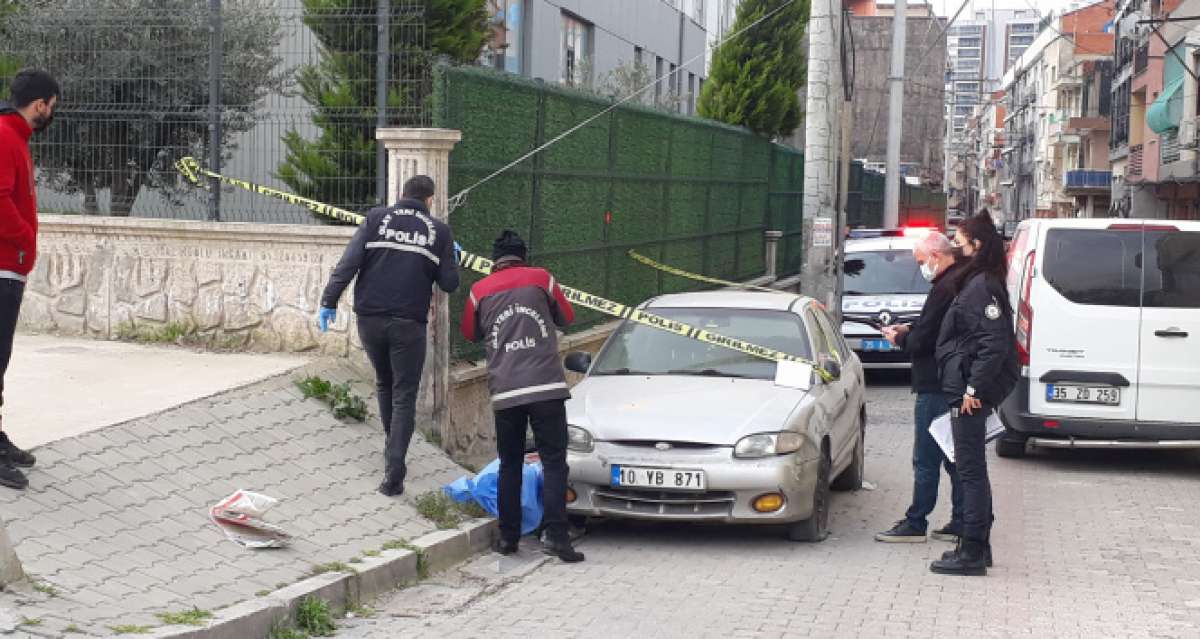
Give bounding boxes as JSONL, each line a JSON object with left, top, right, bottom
{"left": 733, "top": 432, "right": 805, "bottom": 458}
{"left": 567, "top": 424, "right": 594, "bottom": 452}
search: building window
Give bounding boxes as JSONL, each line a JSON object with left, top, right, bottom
{"left": 670, "top": 63, "right": 679, "bottom": 111}
{"left": 655, "top": 56, "right": 665, "bottom": 105}
{"left": 482, "top": 0, "right": 524, "bottom": 74}
{"left": 958, "top": 37, "right": 982, "bottom": 48}
{"left": 561, "top": 12, "right": 593, "bottom": 87}
{"left": 687, "top": 72, "right": 696, "bottom": 115}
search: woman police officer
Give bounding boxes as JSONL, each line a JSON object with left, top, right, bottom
{"left": 930, "top": 211, "right": 1019, "bottom": 576}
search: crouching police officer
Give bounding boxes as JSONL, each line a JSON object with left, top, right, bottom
{"left": 318, "top": 175, "right": 460, "bottom": 497}
{"left": 931, "top": 211, "right": 1018, "bottom": 576}
{"left": 460, "top": 230, "right": 584, "bottom": 563}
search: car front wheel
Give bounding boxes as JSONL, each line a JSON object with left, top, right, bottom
{"left": 787, "top": 449, "right": 831, "bottom": 542}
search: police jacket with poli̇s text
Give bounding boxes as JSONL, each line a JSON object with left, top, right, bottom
{"left": 461, "top": 259, "right": 575, "bottom": 410}
{"left": 935, "top": 271, "right": 1019, "bottom": 407}
{"left": 321, "top": 198, "right": 459, "bottom": 322}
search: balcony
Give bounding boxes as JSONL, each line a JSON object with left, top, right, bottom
{"left": 1063, "top": 169, "right": 1112, "bottom": 192}
{"left": 1135, "top": 45, "right": 1149, "bottom": 75}
{"left": 1128, "top": 144, "right": 1144, "bottom": 179}
{"left": 1066, "top": 117, "right": 1112, "bottom": 134}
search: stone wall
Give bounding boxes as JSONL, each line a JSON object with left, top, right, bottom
{"left": 22, "top": 216, "right": 361, "bottom": 355}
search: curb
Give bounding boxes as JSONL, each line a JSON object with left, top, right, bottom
{"left": 147, "top": 518, "right": 497, "bottom": 639}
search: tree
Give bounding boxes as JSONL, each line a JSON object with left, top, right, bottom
{"left": 278, "top": 0, "right": 487, "bottom": 221}
{"left": 2, "top": 0, "right": 287, "bottom": 215}
{"left": 698, "top": 0, "right": 809, "bottom": 138}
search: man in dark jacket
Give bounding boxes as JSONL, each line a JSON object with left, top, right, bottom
{"left": 0, "top": 69, "right": 60, "bottom": 490}
{"left": 461, "top": 230, "right": 583, "bottom": 563}
{"left": 875, "top": 231, "right": 965, "bottom": 543}
{"left": 318, "top": 175, "right": 459, "bottom": 497}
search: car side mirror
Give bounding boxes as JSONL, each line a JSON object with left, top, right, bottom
{"left": 564, "top": 352, "right": 592, "bottom": 374}
{"left": 822, "top": 359, "right": 842, "bottom": 381}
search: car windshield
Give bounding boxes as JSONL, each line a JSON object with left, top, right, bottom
{"left": 590, "top": 307, "right": 812, "bottom": 380}
{"left": 843, "top": 249, "right": 931, "bottom": 295}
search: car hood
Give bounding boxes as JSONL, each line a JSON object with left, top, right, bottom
{"left": 566, "top": 376, "right": 807, "bottom": 446}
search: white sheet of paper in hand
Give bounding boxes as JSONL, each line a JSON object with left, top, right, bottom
{"left": 774, "top": 361, "right": 813, "bottom": 390}
{"left": 929, "top": 411, "right": 1006, "bottom": 464}
{"left": 929, "top": 413, "right": 956, "bottom": 463}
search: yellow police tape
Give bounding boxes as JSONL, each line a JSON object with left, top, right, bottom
{"left": 173, "top": 157, "right": 830, "bottom": 381}
{"left": 626, "top": 250, "right": 780, "bottom": 293}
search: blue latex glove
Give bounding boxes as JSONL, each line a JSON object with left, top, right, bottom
{"left": 454, "top": 241, "right": 463, "bottom": 263}
{"left": 317, "top": 307, "right": 336, "bottom": 333}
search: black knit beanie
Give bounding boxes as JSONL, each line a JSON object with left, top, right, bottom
{"left": 492, "top": 229, "right": 528, "bottom": 261}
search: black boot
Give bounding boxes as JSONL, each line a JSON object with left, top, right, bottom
{"left": 941, "top": 543, "right": 993, "bottom": 567}
{"left": 492, "top": 537, "right": 518, "bottom": 556}
{"left": 0, "top": 458, "right": 28, "bottom": 490}
{"left": 542, "top": 535, "right": 585, "bottom": 563}
{"left": 377, "top": 476, "right": 404, "bottom": 497}
{"left": 931, "top": 539, "right": 987, "bottom": 576}
{"left": 0, "top": 432, "right": 34, "bottom": 468}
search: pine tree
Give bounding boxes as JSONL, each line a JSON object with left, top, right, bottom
{"left": 698, "top": 0, "right": 809, "bottom": 138}
{"left": 278, "top": 0, "right": 486, "bottom": 221}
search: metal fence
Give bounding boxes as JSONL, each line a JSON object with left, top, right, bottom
{"left": 433, "top": 64, "right": 798, "bottom": 360}
{"left": 0, "top": 0, "right": 428, "bottom": 223}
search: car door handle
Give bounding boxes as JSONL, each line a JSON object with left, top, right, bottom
{"left": 1155, "top": 328, "right": 1189, "bottom": 338}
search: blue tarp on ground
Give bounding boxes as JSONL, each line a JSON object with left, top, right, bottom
{"left": 444, "top": 458, "right": 543, "bottom": 535}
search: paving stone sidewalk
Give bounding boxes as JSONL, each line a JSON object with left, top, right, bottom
{"left": 0, "top": 361, "right": 468, "bottom": 637}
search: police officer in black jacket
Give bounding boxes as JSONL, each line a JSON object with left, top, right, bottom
{"left": 874, "top": 231, "right": 965, "bottom": 544}
{"left": 317, "top": 175, "right": 460, "bottom": 497}
{"left": 931, "top": 211, "right": 1018, "bottom": 576}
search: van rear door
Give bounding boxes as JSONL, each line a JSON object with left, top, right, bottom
{"left": 1136, "top": 222, "right": 1200, "bottom": 424}
{"left": 1030, "top": 222, "right": 1141, "bottom": 421}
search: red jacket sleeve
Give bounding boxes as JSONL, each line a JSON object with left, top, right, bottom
{"left": 547, "top": 273, "right": 575, "bottom": 328}
{"left": 461, "top": 286, "right": 481, "bottom": 342}
{"left": 0, "top": 144, "right": 33, "bottom": 250}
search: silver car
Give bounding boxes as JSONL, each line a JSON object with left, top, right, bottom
{"left": 561, "top": 291, "right": 867, "bottom": 542}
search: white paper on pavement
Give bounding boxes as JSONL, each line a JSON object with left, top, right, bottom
{"left": 929, "top": 411, "right": 1006, "bottom": 464}
{"left": 774, "top": 361, "right": 813, "bottom": 391}
{"left": 210, "top": 490, "right": 292, "bottom": 549}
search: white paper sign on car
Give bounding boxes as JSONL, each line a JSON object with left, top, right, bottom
{"left": 929, "top": 411, "right": 1005, "bottom": 463}
{"left": 774, "top": 361, "right": 813, "bottom": 391}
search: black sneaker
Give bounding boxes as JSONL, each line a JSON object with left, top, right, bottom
{"left": 0, "top": 459, "right": 28, "bottom": 490}
{"left": 377, "top": 479, "right": 404, "bottom": 497}
{"left": 874, "top": 520, "right": 927, "bottom": 543}
{"left": 0, "top": 432, "right": 34, "bottom": 468}
{"left": 542, "top": 537, "right": 585, "bottom": 563}
{"left": 931, "top": 522, "right": 963, "bottom": 543}
{"left": 493, "top": 537, "right": 518, "bottom": 556}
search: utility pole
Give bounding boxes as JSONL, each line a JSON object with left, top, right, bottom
{"left": 883, "top": 0, "right": 907, "bottom": 228}
{"left": 801, "top": 0, "right": 844, "bottom": 311}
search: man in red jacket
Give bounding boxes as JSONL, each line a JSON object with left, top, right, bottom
{"left": 0, "top": 69, "right": 60, "bottom": 490}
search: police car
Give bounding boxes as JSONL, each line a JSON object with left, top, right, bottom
{"left": 840, "top": 229, "right": 934, "bottom": 368}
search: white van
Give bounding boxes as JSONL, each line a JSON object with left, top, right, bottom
{"left": 997, "top": 218, "right": 1200, "bottom": 457}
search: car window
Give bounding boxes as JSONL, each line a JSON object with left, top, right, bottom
{"left": 1144, "top": 230, "right": 1200, "bottom": 309}
{"left": 1043, "top": 229, "right": 1141, "bottom": 307}
{"left": 805, "top": 310, "right": 838, "bottom": 365}
{"left": 591, "top": 308, "right": 812, "bottom": 380}
{"left": 843, "top": 249, "right": 931, "bottom": 296}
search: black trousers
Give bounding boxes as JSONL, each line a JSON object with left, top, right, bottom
{"left": 494, "top": 399, "right": 569, "bottom": 544}
{"left": 357, "top": 315, "right": 426, "bottom": 484}
{"left": 0, "top": 279, "right": 25, "bottom": 411}
{"left": 951, "top": 403, "right": 994, "bottom": 546}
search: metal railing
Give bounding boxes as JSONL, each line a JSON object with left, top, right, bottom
{"left": 1063, "top": 169, "right": 1113, "bottom": 189}
{"left": 1128, "top": 144, "right": 1144, "bottom": 178}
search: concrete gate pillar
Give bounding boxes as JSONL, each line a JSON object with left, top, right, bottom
{"left": 376, "top": 128, "right": 463, "bottom": 447}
